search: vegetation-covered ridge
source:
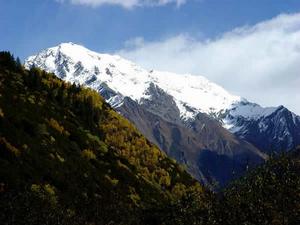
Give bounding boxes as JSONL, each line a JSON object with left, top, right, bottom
{"left": 0, "top": 51, "right": 299, "bottom": 225}
{"left": 0, "top": 52, "right": 213, "bottom": 225}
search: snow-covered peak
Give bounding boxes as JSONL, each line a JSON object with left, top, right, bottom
{"left": 228, "top": 102, "right": 278, "bottom": 120}
{"left": 25, "top": 42, "right": 152, "bottom": 101}
{"left": 26, "top": 43, "right": 276, "bottom": 121}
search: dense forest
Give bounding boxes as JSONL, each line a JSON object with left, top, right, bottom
{"left": 0, "top": 52, "right": 299, "bottom": 225}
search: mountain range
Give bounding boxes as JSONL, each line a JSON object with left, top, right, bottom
{"left": 25, "top": 43, "right": 300, "bottom": 187}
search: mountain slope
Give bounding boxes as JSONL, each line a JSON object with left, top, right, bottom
{"left": 0, "top": 52, "right": 211, "bottom": 225}
{"left": 25, "top": 43, "right": 300, "bottom": 187}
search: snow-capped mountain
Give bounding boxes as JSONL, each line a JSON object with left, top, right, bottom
{"left": 25, "top": 42, "right": 300, "bottom": 187}
{"left": 224, "top": 102, "right": 300, "bottom": 153}
{"left": 25, "top": 42, "right": 242, "bottom": 119}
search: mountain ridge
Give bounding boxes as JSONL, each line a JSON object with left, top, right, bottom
{"left": 26, "top": 42, "right": 299, "bottom": 125}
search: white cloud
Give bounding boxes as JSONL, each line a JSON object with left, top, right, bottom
{"left": 118, "top": 13, "right": 300, "bottom": 114}
{"left": 56, "top": 0, "right": 187, "bottom": 8}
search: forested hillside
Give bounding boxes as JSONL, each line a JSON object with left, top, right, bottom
{"left": 219, "top": 147, "right": 300, "bottom": 225}
{"left": 0, "top": 52, "right": 214, "bottom": 225}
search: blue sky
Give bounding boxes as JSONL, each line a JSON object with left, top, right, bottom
{"left": 1, "top": 0, "right": 300, "bottom": 113}
{"left": 1, "top": 0, "right": 300, "bottom": 60}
